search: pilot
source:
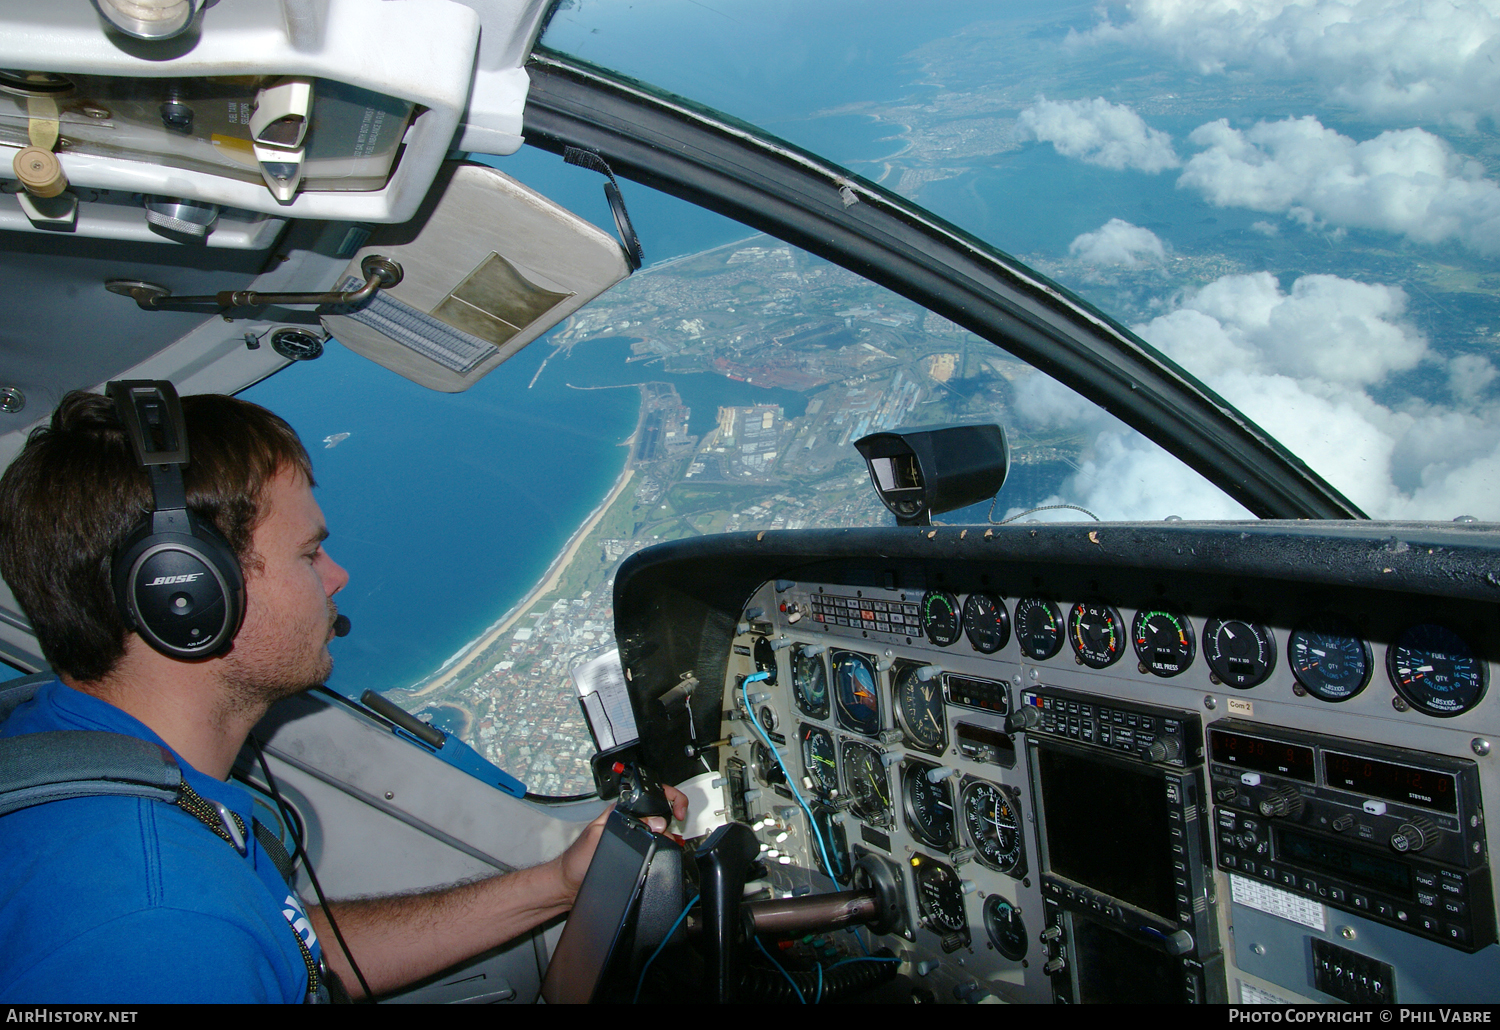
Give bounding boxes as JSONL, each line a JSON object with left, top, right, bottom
{"left": 0, "top": 389, "right": 686, "bottom": 1002}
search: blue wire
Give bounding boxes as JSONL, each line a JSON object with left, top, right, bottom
{"left": 816, "top": 961, "right": 824, "bottom": 1005}
{"left": 739, "top": 672, "right": 840, "bottom": 880}
{"left": 633, "top": 894, "right": 698, "bottom": 1003}
{"left": 824, "top": 956, "right": 901, "bottom": 971}
{"left": 753, "top": 935, "right": 806, "bottom": 1004}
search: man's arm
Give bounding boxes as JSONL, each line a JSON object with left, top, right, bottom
{"left": 305, "top": 788, "right": 687, "bottom": 1000}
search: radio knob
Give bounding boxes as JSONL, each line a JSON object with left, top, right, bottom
{"left": 1145, "top": 737, "right": 1181, "bottom": 763}
{"left": 1259, "top": 786, "right": 1305, "bottom": 819}
{"left": 1390, "top": 817, "right": 1440, "bottom": 854}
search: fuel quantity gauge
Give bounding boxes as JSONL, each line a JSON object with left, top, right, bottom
{"left": 1388, "top": 624, "right": 1488, "bottom": 717}
{"left": 1289, "top": 617, "right": 1371, "bottom": 702}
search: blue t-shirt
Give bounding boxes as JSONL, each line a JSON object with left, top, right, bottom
{"left": 0, "top": 680, "right": 322, "bottom": 1003}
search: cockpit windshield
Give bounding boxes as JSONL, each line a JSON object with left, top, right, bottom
{"left": 542, "top": 0, "right": 1500, "bottom": 521}
{"left": 241, "top": 0, "right": 1500, "bottom": 796}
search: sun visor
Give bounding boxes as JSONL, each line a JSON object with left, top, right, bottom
{"left": 320, "top": 161, "right": 632, "bottom": 392}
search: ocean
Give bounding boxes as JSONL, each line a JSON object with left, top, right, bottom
{"left": 243, "top": 328, "right": 826, "bottom": 697}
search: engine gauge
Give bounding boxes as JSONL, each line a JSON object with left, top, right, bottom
{"left": 832, "top": 650, "right": 881, "bottom": 735}
{"left": 920, "top": 590, "right": 962, "bottom": 647}
{"left": 1014, "top": 598, "right": 1064, "bottom": 661}
{"left": 1205, "top": 618, "right": 1276, "bottom": 689}
{"left": 840, "top": 738, "right": 893, "bottom": 828}
{"left": 902, "top": 762, "right": 956, "bottom": 849}
{"left": 1388, "top": 624, "right": 1488, "bottom": 717}
{"left": 753, "top": 636, "right": 778, "bottom": 685}
{"left": 893, "top": 662, "right": 947, "bottom": 753}
{"left": 792, "top": 645, "right": 829, "bottom": 719}
{"left": 961, "top": 780, "right": 1025, "bottom": 876}
{"left": 1068, "top": 601, "right": 1125, "bottom": 669}
{"left": 911, "top": 854, "right": 968, "bottom": 937}
{"left": 962, "top": 593, "right": 1011, "bottom": 654}
{"left": 801, "top": 724, "right": 839, "bottom": 794}
{"left": 983, "top": 896, "right": 1028, "bottom": 962}
{"left": 1132, "top": 608, "right": 1195, "bottom": 677}
{"left": 1289, "top": 617, "right": 1372, "bottom": 702}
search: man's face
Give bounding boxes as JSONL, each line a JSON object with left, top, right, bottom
{"left": 218, "top": 468, "right": 348, "bottom": 706}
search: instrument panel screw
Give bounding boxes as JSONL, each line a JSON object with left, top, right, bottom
{"left": 1472, "top": 738, "right": 1491, "bottom": 757}
{"left": 1251, "top": 944, "right": 1265, "bottom": 956}
{"left": 0, "top": 386, "right": 25, "bottom": 413}
{"left": 1392, "top": 696, "right": 1410, "bottom": 713}
{"left": 1291, "top": 682, "right": 1307, "bottom": 697}
{"left": 384, "top": 791, "right": 395, "bottom": 800}
{"left": 1203, "top": 695, "right": 1217, "bottom": 711}
{"left": 1338, "top": 926, "right": 1356, "bottom": 941}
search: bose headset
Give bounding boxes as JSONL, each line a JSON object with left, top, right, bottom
{"left": 107, "top": 380, "right": 246, "bottom": 659}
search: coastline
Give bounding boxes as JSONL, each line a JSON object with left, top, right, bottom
{"left": 402, "top": 392, "right": 642, "bottom": 700}
{"left": 404, "top": 463, "right": 636, "bottom": 700}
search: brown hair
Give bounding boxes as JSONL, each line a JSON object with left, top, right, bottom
{"left": 0, "top": 390, "right": 314, "bottom": 682}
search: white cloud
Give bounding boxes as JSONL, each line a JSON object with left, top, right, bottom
{"left": 1134, "top": 272, "right": 1499, "bottom": 518}
{"left": 1016, "top": 97, "right": 1180, "bottom": 172}
{"left": 1068, "top": 219, "right": 1167, "bottom": 266}
{"left": 1077, "top": 0, "right": 1500, "bottom": 128}
{"left": 1010, "top": 270, "right": 1499, "bottom": 520}
{"left": 1176, "top": 116, "right": 1500, "bottom": 254}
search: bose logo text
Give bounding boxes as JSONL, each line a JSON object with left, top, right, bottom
{"left": 146, "top": 574, "right": 203, "bottom": 586}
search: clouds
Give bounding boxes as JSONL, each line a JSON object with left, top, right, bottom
{"left": 1068, "top": 220, "right": 1167, "bottom": 266}
{"left": 1178, "top": 117, "right": 1500, "bottom": 253}
{"left": 1077, "top": 0, "right": 1500, "bottom": 128}
{"left": 1015, "top": 97, "right": 1180, "bottom": 173}
{"left": 1133, "top": 272, "right": 1499, "bottom": 518}
{"left": 1011, "top": 270, "right": 1499, "bottom": 520}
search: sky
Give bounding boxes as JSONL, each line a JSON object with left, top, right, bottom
{"left": 985, "top": 1, "right": 1500, "bottom": 520}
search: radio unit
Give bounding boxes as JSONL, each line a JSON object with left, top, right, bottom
{"left": 1208, "top": 720, "right": 1494, "bottom": 952}
{"left": 1026, "top": 693, "right": 1222, "bottom": 1003}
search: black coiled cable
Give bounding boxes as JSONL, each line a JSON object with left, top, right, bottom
{"left": 740, "top": 950, "right": 899, "bottom": 1003}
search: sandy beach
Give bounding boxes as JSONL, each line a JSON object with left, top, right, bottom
{"left": 403, "top": 463, "right": 636, "bottom": 700}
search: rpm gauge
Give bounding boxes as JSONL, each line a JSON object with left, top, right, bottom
{"left": 840, "top": 738, "right": 893, "bottom": 828}
{"left": 1289, "top": 617, "right": 1371, "bottom": 702}
{"left": 893, "top": 662, "right": 947, "bottom": 753}
{"left": 1014, "top": 598, "right": 1064, "bottom": 661}
{"left": 792, "top": 645, "right": 830, "bottom": 719}
{"left": 831, "top": 650, "right": 881, "bottom": 735}
{"left": 1388, "top": 624, "right": 1488, "bottom": 717}
{"left": 920, "top": 590, "right": 962, "bottom": 647}
{"left": 902, "top": 762, "right": 956, "bottom": 849}
{"left": 1132, "top": 608, "right": 1196, "bottom": 677}
{"left": 962, "top": 593, "right": 1011, "bottom": 654}
{"left": 1204, "top": 618, "right": 1276, "bottom": 689}
{"left": 1068, "top": 602, "right": 1125, "bottom": 669}
{"left": 961, "top": 780, "right": 1025, "bottom": 876}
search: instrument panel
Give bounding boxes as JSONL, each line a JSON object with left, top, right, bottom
{"left": 698, "top": 535, "right": 1500, "bottom": 1004}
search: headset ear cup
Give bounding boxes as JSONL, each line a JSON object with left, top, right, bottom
{"left": 112, "top": 516, "right": 244, "bottom": 659}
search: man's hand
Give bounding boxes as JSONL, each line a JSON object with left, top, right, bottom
{"left": 558, "top": 784, "right": 689, "bottom": 896}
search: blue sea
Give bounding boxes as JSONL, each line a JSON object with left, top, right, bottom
{"left": 243, "top": 325, "right": 823, "bottom": 697}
